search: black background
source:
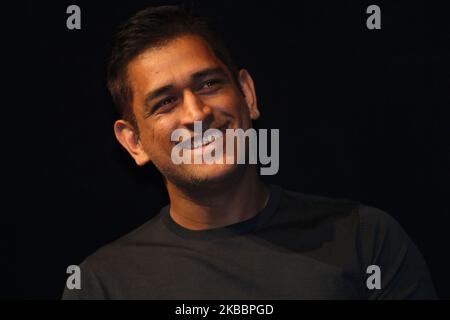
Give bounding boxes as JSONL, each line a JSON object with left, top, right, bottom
{"left": 9, "top": 0, "right": 449, "bottom": 299}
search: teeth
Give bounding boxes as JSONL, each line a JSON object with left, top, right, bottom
{"left": 193, "top": 139, "right": 202, "bottom": 149}
{"left": 192, "top": 136, "right": 211, "bottom": 149}
{"left": 194, "top": 135, "right": 214, "bottom": 148}
{"left": 181, "top": 132, "right": 220, "bottom": 150}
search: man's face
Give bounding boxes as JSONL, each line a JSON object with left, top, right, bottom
{"left": 117, "top": 35, "right": 260, "bottom": 188}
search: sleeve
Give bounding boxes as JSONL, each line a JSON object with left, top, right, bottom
{"left": 357, "top": 205, "right": 437, "bottom": 299}
{"left": 61, "top": 259, "right": 108, "bottom": 300}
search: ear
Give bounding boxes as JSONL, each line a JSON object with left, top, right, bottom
{"left": 114, "top": 120, "right": 151, "bottom": 166}
{"left": 238, "top": 69, "right": 260, "bottom": 120}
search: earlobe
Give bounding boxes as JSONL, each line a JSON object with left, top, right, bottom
{"left": 114, "top": 120, "right": 150, "bottom": 166}
{"left": 238, "top": 69, "right": 261, "bottom": 120}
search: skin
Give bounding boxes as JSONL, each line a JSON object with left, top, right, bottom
{"left": 114, "top": 35, "right": 269, "bottom": 230}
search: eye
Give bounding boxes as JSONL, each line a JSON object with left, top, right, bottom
{"left": 153, "top": 97, "right": 177, "bottom": 114}
{"left": 202, "top": 80, "right": 218, "bottom": 88}
{"left": 160, "top": 98, "right": 174, "bottom": 106}
{"left": 199, "top": 79, "right": 222, "bottom": 92}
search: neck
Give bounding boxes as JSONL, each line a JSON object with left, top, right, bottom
{"left": 165, "top": 166, "right": 270, "bottom": 230}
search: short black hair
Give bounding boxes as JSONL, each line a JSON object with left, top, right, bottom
{"left": 107, "top": 5, "right": 239, "bottom": 129}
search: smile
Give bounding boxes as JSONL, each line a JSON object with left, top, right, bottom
{"left": 179, "top": 125, "right": 226, "bottom": 150}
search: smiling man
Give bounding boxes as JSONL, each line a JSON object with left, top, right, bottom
{"left": 62, "top": 5, "right": 436, "bottom": 299}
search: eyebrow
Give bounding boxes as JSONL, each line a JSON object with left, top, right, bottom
{"left": 144, "top": 84, "right": 174, "bottom": 106}
{"left": 190, "top": 67, "right": 226, "bottom": 82}
{"left": 143, "top": 67, "right": 227, "bottom": 113}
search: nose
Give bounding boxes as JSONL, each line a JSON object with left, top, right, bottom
{"left": 179, "top": 89, "right": 213, "bottom": 130}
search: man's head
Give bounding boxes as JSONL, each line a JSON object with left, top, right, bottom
{"left": 108, "top": 5, "right": 261, "bottom": 189}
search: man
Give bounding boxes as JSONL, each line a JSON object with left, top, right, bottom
{"left": 62, "top": 5, "right": 436, "bottom": 299}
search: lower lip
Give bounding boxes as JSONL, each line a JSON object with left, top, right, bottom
{"left": 184, "top": 127, "right": 227, "bottom": 150}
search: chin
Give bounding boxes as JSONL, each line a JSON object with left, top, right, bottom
{"left": 190, "top": 163, "right": 240, "bottom": 184}
{"left": 165, "top": 162, "right": 242, "bottom": 189}
{"left": 160, "top": 158, "right": 247, "bottom": 190}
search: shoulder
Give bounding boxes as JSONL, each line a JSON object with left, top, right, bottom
{"left": 278, "top": 186, "right": 399, "bottom": 230}
{"left": 62, "top": 208, "right": 172, "bottom": 299}
{"left": 277, "top": 186, "right": 361, "bottom": 226}
{"left": 81, "top": 207, "right": 169, "bottom": 272}
{"left": 277, "top": 186, "right": 436, "bottom": 299}
{"left": 276, "top": 185, "right": 411, "bottom": 259}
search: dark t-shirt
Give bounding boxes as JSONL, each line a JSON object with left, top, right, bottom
{"left": 62, "top": 185, "right": 437, "bottom": 299}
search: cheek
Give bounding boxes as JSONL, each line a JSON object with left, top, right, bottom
{"left": 136, "top": 121, "right": 159, "bottom": 155}
{"left": 141, "top": 119, "right": 177, "bottom": 156}
{"left": 230, "top": 94, "right": 253, "bottom": 125}
{"left": 213, "top": 89, "right": 248, "bottom": 117}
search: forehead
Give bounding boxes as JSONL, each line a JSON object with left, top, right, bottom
{"left": 127, "top": 35, "right": 226, "bottom": 93}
